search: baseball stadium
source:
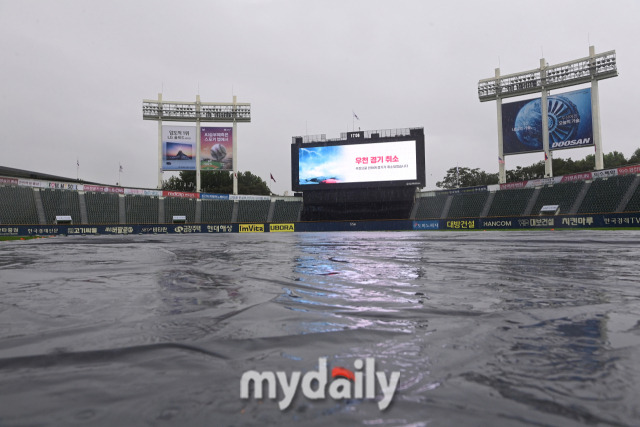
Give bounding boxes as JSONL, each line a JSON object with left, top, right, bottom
{"left": 1, "top": 45, "right": 639, "bottom": 427}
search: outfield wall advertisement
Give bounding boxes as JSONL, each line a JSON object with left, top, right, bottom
{"left": 162, "top": 126, "right": 196, "bottom": 171}
{"left": 297, "top": 140, "right": 417, "bottom": 187}
{"left": 502, "top": 88, "right": 593, "bottom": 155}
{"left": 201, "top": 127, "right": 232, "bottom": 171}
{"left": 4, "top": 212, "right": 640, "bottom": 237}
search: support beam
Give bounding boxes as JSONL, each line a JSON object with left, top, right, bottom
{"left": 157, "top": 93, "right": 163, "bottom": 189}
{"left": 495, "top": 68, "right": 506, "bottom": 184}
{"left": 591, "top": 46, "right": 604, "bottom": 170}
{"left": 196, "top": 95, "right": 201, "bottom": 192}
{"left": 541, "top": 58, "right": 552, "bottom": 178}
{"left": 233, "top": 95, "right": 238, "bottom": 195}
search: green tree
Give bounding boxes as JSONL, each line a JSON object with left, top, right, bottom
{"left": 163, "top": 170, "right": 272, "bottom": 195}
{"left": 603, "top": 150, "right": 628, "bottom": 168}
{"left": 506, "top": 162, "right": 545, "bottom": 182}
{"left": 436, "top": 167, "right": 498, "bottom": 189}
{"left": 628, "top": 148, "right": 640, "bottom": 165}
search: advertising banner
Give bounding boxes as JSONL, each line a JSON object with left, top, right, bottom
{"left": 413, "top": 220, "right": 439, "bottom": 230}
{"left": 162, "top": 191, "right": 199, "bottom": 199}
{"left": 201, "top": 193, "right": 230, "bottom": 200}
{"left": 560, "top": 172, "right": 593, "bottom": 183}
{"left": 618, "top": 165, "right": 640, "bottom": 176}
{"left": 502, "top": 88, "right": 593, "bottom": 155}
{"left": 298, "top": 140, "right": 417, "bottom": 187}
{"left": 239, "top": 224, "right": 265, "bottom": 233}
{"left": 84, "top": 185, "right": 124, "bottom": 193}
{"left": 229, "top": 195, "right": 270, "bottom": 201}
{"left": 124, "top": 188, "right": 162, "bottom": 196}
{"left": 201, "top": 127, "right": 232, "bottom": 171}
{"left": 162, "top": 126, "right": 197, "bottom": 171}
{"left": 592, "top": 169, "right": 618, "bottom": 179}
{"left": 0, "top": 177, "right": 19, "bottom": 185}
{"left": 269, "top": 223, "right": 295, "bottom": 232}
{"left": 18, "top": 179, "right": 45, "bottom": 188}
{"left": 5, "top": 212, "right": 640, "bottom": 237}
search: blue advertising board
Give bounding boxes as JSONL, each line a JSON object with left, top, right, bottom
{"left": 2, "top": 212, "right": 640, "bottom": 237}
{"left": 162, "top": 125, "right": 197, "bottom": 171}
{"left": 413, "top": 220, "right": 440, "bottom": 230}
{"left": 200, "top": 193, "right": 230, "bottom": 200}
{"left": 502, "top": 88, "right": 593, "bottom": 155}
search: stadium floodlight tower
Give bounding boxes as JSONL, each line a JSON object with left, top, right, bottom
{"left": 478, "top": 46, "right": 618, "bottom": 183}
{"left": 142, "top": 94, "right": 251, "bottom": 194}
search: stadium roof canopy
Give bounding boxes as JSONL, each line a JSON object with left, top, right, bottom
{"left": 0, "top": 165, "right": 102, "bottom": 185}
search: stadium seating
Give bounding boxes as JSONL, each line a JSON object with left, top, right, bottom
{"left": 237, "top": 200, "right": 270, "bottom": 222}
{"left": 487, "top": 188, "right": 535, "bottom": 217}
{"left": 164, "top": 197, "right": 197, "bottom": 223}
{"left": 200, "top": 199, "right": 234, "bottom": 223}
{"left": 4, "top": 171, "right": 640, "bottom": 227}
{"left": 40, "top": 188, "right": 82, "bottom": 224}
{"left": 578, "top": 174, "right": 636, "bottom": 214}
{"left": 623, "top": 183, "right": 640, "bottom": 212}
{"left": 447, "top": 192, "right": 489, "bottom": 218}
{"left": 414, "top": 195, "right": 448, "bottom": 219}
{"left": 271, "top": 200, "right": 302, "bottom": 223}
{"left": 125, "top": 195, "right": 159, "bottom": 224}
{"left": 532, "top": 181, "right": 584, "bottom": 214}
{"left": 0, "top": 185, "right": 39, "bottom": 224}
{"left": 85, "top": 192, "right": 119, "bottom": 224}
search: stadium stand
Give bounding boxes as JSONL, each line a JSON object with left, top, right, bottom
{"left": 271, "top": 200, "right": 302, "bottom": 223}
{"left": 164, "top": 197, "right": 197, "bottom": 223}
{"left": 200, "top": 199, "right": 234, "bottom": 223}
{"left": 40, "top": 188, "right": 82, "bottom": 224}
{"left": 447, "top": 192, "right": 489, "bottom": 218}
{"left": 623, "top": 182, "right": 640, "bottom": 212}
{"left": 578, "top": 174, "right": 636, "bottom": 214}
{"left": 0, "top": 185, "right": 39, "bottom": 224}
{"left": 85, "top": 192, "right": 120, "bottom": 224}
{"left": 125, "top": 195, "right": 159, "bottom": 224}
{"left": 414, "top": 194, "right": 448, "bottom": 219}
{"left": 237, "top": 200, "right": 270, "bottom": 222}
{"left": 487, "top": 188, "right": 535, "bottom": 217}
{"left": 3, "top": 164, "right": 640, "bottom": 227}
{"left": 531, "top": 181, "right": 584, "bottom": 215}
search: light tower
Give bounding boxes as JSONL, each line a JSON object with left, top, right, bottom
{"left": 478, "top": 46, "right": 617, "bottom": 183}
{"left": 142, "top": 94, "right": 251, "bottom": 194}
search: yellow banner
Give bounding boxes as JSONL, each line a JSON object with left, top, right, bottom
{"left": 239, "top": 224, "right": 265, "bottom": 233}
{"left": 269, "top": 223, "right": 295, "bottom": 232}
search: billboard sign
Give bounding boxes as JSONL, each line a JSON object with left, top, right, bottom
{"left": 502, "top": 88, "right": 593, "bottom": 155}
{"left": 162, "top": 126, "right": 196, "bottom": 170}
{"left": 201, "top": 127, "right": 233, "bottom": 171}
{"left": 293, "top": 140, "right": 421, "bottom": 190}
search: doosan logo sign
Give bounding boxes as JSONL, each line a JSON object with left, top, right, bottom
{"left": 240, "top": 357, "right": 400, "bottom": 410}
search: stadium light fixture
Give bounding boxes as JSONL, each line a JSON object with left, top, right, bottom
{"left": 478, "top": 46, "right": 618, "bottom": 183}
{"left": 142, "top": 94, "right": 251, "bottom": 193}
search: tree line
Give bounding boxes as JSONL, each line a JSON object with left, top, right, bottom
{"left": 163, "top": 170, "right": 272, "bottom": 195}
{"left": 436, "top": 148, "right": 640, "bottom": 189}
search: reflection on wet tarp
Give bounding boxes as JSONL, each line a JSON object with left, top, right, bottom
{"left": 0, "top": 231, "right": 639, "bottom": 426}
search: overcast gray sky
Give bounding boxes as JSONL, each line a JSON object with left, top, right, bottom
{"left": 1, "top": 0, "right": 638, "bottom": 194}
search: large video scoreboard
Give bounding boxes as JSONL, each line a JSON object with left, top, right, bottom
{"left": 291, "top": 129, "right": 425, "bottom": 192}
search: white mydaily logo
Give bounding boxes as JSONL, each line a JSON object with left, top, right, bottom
{"left": 240, "top": 357, "right": 400, "bottom": 410}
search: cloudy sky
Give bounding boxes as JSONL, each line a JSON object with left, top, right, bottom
{"left": 1, "top": 0, "right": 638, "bottom": 194}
